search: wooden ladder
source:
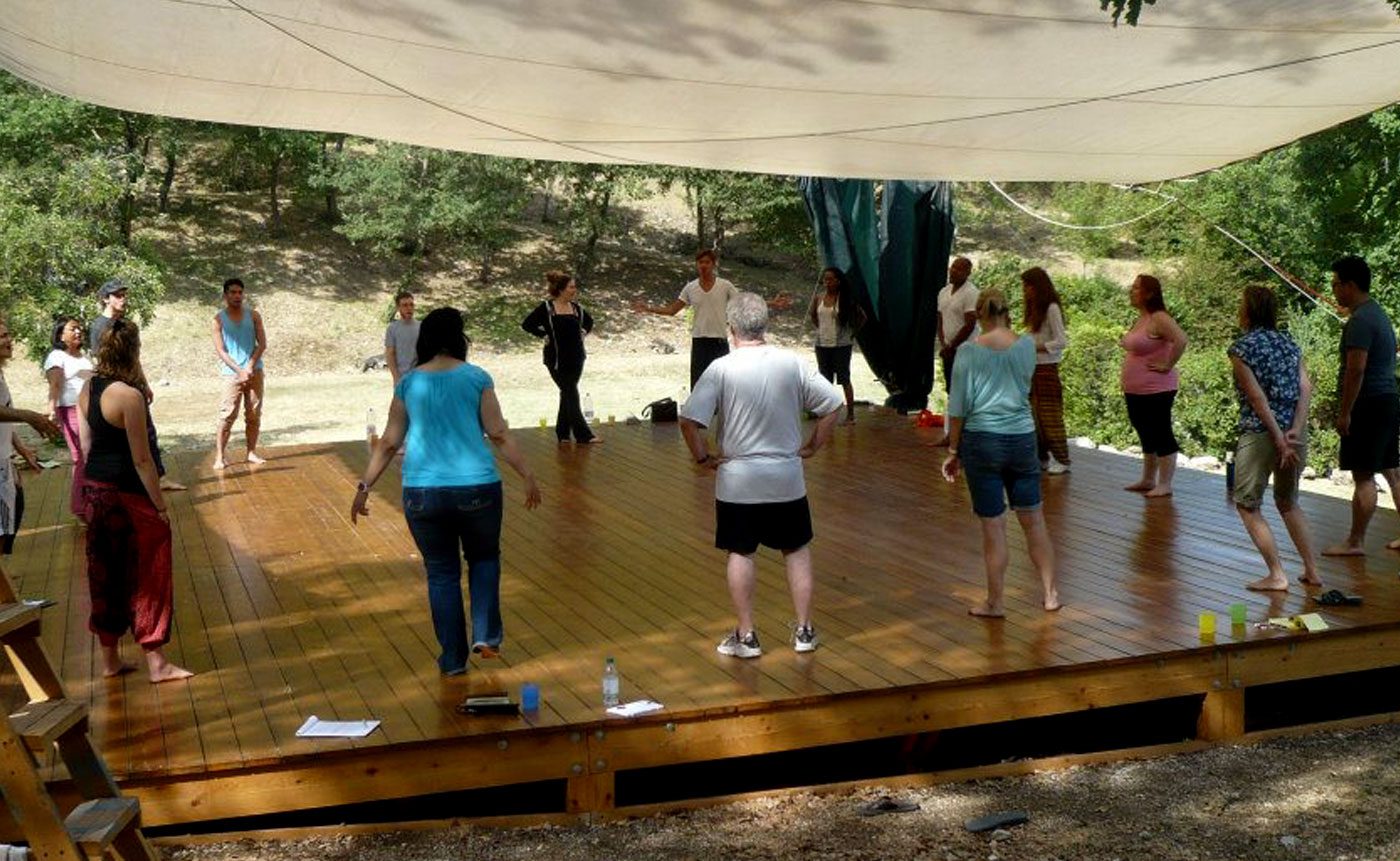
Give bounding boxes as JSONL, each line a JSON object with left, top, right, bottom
{"left": 0, "top": 563, "right": 156, "bottom": 861}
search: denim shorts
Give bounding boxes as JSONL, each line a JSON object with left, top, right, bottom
{"left": 959, "top": 430, "right": 1042, "bottom": 518}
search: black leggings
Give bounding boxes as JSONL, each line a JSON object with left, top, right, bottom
{"left": 1124, "top": 391, "right": 1179, "bottom": 457}
{"left": 548, "top": 362, "right": 594, "bottom": 443}
{"left": 1, "top": 485, "right": 24, "bottom": 555}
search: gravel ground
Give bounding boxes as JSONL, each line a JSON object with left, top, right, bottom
{"left": 162, "top": 722, "right": 1400, "bottom": 861}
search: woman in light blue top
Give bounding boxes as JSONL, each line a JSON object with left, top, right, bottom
{"left": 351, "top": 308, "right": 541, "bottom": 675}
{"left": 941, "top": 289, "right": 1061, "bottom": 618}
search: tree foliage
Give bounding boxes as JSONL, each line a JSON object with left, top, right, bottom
{"left": 0, "top": 76, "right": 163, "bottom": 357}
{"left": 332, "top": 143, "right": 530, "bottom": 285}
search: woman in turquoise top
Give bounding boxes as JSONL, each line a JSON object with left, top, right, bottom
{"left": 351, "top": 308, "right": 541, "bottom": 675}
{"left": 941, "top": 289, "right": 1061, "bottom": 618}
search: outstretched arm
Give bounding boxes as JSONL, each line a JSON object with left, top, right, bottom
{"left": 351, "top": 396, "right": 408, "bottom": 523}
{"left": 0, "top": 406, "right": 59, "bottom": 440}
{"left": 633, "top": 298, "right": 687, "bottom": 316}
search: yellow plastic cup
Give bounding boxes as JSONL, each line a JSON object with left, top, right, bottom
{"left": 538, "top": 418, "right": 547, "bottom": 428}
{"left": 607, "top": 414, "right": 616, "bottom": 424}
{"left": 1198, "top": 612, "right": 1216, "bottom": 637}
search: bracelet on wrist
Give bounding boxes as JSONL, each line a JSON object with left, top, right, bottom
{"left": 356, "top": 480, "right": 370, "bottom": 493}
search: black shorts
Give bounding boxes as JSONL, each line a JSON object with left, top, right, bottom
{"left": 815, "top": 345, "right": 853, "bottom": 386}
{"left": 1340, "top": 392, "right": 1400, "bottom": 475}
{"left": 715, "top": 497, "right": 813, "bottom": 555}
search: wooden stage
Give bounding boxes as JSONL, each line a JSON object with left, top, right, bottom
{"left": 6, "top": 410, "right": 1400, "bottom": 827}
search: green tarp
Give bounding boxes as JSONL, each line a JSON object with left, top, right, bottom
{"left": 800, "top": 179, "right": 955, "bottom": 412}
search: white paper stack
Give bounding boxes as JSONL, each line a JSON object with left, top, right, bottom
{"left": 605, "top": 700, "right": 664, "bottom": 718}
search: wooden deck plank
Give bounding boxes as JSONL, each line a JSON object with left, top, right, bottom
{"left": 4, "top": 411, "right": 1400, "bottom": 793}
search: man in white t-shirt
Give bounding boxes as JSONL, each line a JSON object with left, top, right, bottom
{"left": 936, "top": 256, "right": 979, "bottom": 396}
{"left": 383, "top": 291, "right": 420, "bottom": 385}
{"left": 679, "top": 292, "right": 844, "bottom": 659}
{"left": 634, "top": 249, "right": 792, "bottom": 387}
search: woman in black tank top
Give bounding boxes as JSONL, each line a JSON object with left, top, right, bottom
{"left": 78, "top": 319, "right": 192, "bottom": 684}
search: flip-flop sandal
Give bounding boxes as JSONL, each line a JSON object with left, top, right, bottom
{"left": 965, "top": 810, "right": 1030, "bottom": 832}
{"left": 857, "top": 796, "right": 920, "bottom": 816}
{"left": 1315, "top": 589, "right": 1363, "bottom": 607}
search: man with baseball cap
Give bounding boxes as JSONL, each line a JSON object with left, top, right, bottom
{"left": 89, "top": 279, "right": 185, "bottom": 492}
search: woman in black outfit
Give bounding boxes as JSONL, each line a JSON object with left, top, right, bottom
{"left": 522, "top": 270, "right": 600, "bottom": 444}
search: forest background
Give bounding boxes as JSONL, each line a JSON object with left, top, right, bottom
{"left": 4, "top": 68, "right": 1400, "bottom": 472}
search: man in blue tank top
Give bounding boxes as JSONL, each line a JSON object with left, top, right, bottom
{"left": 211, "top": 277, "right": 268, "bottom": 470}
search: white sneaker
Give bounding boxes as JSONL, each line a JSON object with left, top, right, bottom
{"left": 792, "top": 624, "right": 819, "bottom": 653}
{"left": 1045, "top": 455, "right": 1070, "bottom": 475}
{"left": 716, "top": 630, "right": 762, "bottom": 658}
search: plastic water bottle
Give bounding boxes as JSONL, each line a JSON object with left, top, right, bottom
{"left": 583, "top": 393, "right": 595, "bottom": 423}
{"left": 366, "top": 407, "right": 378, "bottom": 452}
{"left": 1225, "top": 451, "right": 1236, "bottom": 495}
{"left": 602, "top": 656, "right": 619, "bottom": 708}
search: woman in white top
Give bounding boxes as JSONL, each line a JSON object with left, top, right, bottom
{"left": 807, "top": 267, "right": 867, "bottom": 424}
{"left": 1022, "top": 268, "right": 1071, "bottom": 475}
{"left": 44, "top": 317, "right": 94, "bottom": 519}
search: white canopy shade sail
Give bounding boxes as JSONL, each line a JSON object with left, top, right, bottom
{"left": 3, "top": 0, "right": 1399, "bottom": 182}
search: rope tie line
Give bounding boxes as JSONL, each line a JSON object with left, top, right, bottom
{"left": 986, "top": 181, "right": 1342, "bottom": 321}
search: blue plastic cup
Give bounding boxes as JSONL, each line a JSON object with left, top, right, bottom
{"left": 521, "top": 682, "right": 540, "bottom": 712}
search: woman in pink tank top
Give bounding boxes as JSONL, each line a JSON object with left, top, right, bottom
{"left": 1119, "top": 274, "right": 1188, "bottom": 497}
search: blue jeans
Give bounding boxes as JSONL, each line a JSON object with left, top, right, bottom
{"left": 960, "top": 430, "right": 1042, "bottom": 518}
{"left": 402, "top": 483, "right": 504, "bottom": 674}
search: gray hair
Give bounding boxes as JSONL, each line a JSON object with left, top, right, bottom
{"left": 726, "top": 291, "right": 768, "bottom": 340}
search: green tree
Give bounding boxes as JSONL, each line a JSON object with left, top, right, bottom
{"left": 221, "top": 127, "right": 321, "bottom": 236}
{"left": 558, "top": 164, "right": 650, "bottom": 279}
{"left": 0, "top": 158, "right": 163, "bottom": 359}
{"left": 334, "top": 143, "right": 529, "bottom": 285}
{"left": 653, "top": 167, "right": 811, "bottom": 257}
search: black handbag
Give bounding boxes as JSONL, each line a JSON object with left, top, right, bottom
{"left": 642, "top": 397, "right": 678, "bottom": 423}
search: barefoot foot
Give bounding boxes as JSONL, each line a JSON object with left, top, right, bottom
{"left": 1321, "top": 543, "right": 1366, "bottom": 557}
{"left": 1298, "top": 573, "right": 1324, "bottom": 587}
{"left": 102, "top": 661, "right": 138, "bottom": 678}
{"left": 159, "top": 478, "right": 187, "bottom": 492}
{"left": 1124, "top": 481, "right": 1155, "bottom": 492}
{"left": 968, "top": 602, "right": 1005, "bottom": 619}
{"left": 212, "top": 459, "right": 226, "bottom": 471}
{"left": 245, "top": 452, "right": 266, "bottom": 465}
{"left": 1044, "top": 592, "right": 1063, "bottom": 612}
{"left": 146, "top": 653, "right": 194, "bottom": 683}
{"left": 1143, "top": 486, "right": 1174, "bottom": 498}
{"left": 1246, "top": 575, "right": 1289, "bottom": 592}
